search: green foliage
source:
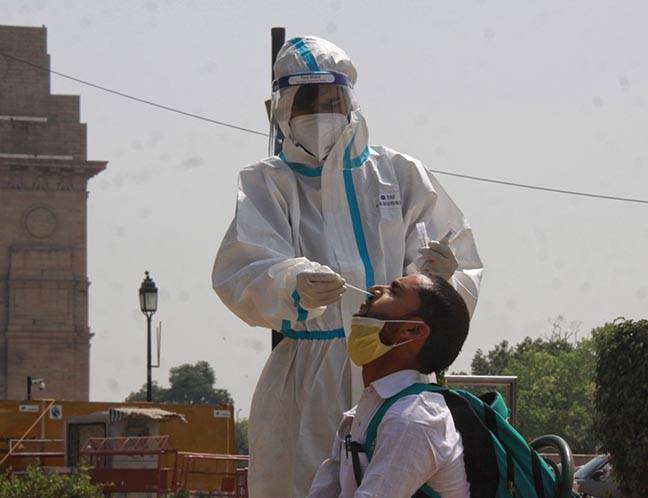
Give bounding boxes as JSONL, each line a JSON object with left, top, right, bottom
{"left": 125, "top": 380, "right": 167, "bottom": 401}
{"left": 471, "top": 340, "right": 514, "bottom": 375}
{"left": 593, "top": 318, "right": 648, "bottom": 497}
{"left": 469, "top": 317, "right": 597, "bottom": 452}
{"left": 126, "top": 361, "right": 232, "bottom": 405}
{"left": 503, "top": 340, "right": 596, "bottom": 452}
{"left": 235, "top": 418, "right": 249, "bottom": 455}
{"left": 169, "top": 489, "right": 192, "bottom": 498}
{"left": 0, "top": 466, "right": 103, "bottom": 498}
{"left": 167, "top": 491, "right": 191, "bottom": 498}
{"left": 167, "top": 491, "right": 211, "bottom": 498}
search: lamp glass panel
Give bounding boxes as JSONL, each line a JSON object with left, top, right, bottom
{"left": 144, "top": 291, "right": 158, "bottom": 312}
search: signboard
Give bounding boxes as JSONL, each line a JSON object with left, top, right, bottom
{"left": 213, "top": 410, "right": 230, "bottom": 418}
{"left": 19, "top": 404, "right": 39, "bottom": 413}
{"left": 49, "top": 405, "right": 63, "bottom": 419}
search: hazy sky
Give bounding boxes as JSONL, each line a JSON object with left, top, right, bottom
{"left": 3, "top": 1, "right": 647, "bottom": 417}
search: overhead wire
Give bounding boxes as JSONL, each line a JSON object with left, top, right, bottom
{"left": 426, "top": 169, "right": 648, "bottom": 205}
{"left": 2, "top": 50, "right": 647, "bottom": 205}
{"left": 0, "top": 51, "right": 269, "bottom": 137}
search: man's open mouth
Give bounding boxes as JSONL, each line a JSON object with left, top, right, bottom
{"left": 355, "top": 299, "right": 371, "bottom": 317}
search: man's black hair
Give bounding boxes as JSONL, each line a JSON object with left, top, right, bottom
{"left": 415, "top": 276, "right": 470, "bottom": 375}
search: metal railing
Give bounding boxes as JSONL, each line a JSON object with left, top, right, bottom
{"left": 0, "top": 399, "right": 56, "bottom": 467}
{"left": 8, "top": 438, "right": 64, "bottom": 458}
{"left": 174, "top": 452, "right": 249, "bottom": 497}
{"left": 81, "top": 435, "right": 173, "bottom": 455}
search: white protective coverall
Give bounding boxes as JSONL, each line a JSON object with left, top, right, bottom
{"left": 212, "top": 36, "right": 483, "bottom": 498}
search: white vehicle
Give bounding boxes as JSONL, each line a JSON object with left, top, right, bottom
{"left": 574, "top": 455, "right": 619, "bottom": 498}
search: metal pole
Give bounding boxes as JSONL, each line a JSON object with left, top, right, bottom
{"left": 270, "top": 27, "right": 286, "bottom": 156}
{"left": 27, "top": 376, "right": 32, "bottom": 401}
{"left": 270, "top": 26, "right": 286, "bottom": 351}
{"left": 147, "top": 313, "right": 152, "bottom": 401}
{"left": 509, "top": 377, "right": 518, "bottom": 426}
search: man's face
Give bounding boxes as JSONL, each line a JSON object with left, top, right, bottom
{"left": 291, "top": 84, "right": 350, "bottom": 119}
{"left": 356, "top": 274, "right": 428, "bottom": 320}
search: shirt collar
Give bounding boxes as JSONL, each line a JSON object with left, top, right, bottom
{"left": 370, "top": 369, "right": 432, "bottom": 399}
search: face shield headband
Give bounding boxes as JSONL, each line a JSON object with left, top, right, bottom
{"left": 272, "top": 70, "right": 353, "bottom": 92}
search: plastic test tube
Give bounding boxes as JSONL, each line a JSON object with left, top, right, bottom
{"left": 417, "top": 222, "right": 456, "bottom": 246}
{"left": 416, "top": 222, "right": 429, "bottom": 248}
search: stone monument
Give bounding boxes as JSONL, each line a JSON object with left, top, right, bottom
{"left": 0, "top": 25, "right": 106, "bottom": 400}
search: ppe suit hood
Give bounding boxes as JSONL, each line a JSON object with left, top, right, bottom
{"left": 274, "top": 36, "right": 358, "bottom": 83}
{"left": 273, "top": 36, "right": 369, "bottom": 168}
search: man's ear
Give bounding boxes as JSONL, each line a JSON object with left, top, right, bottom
{"left": 398, "top": 322, "right": 430, "bottom": 341}
{"left": 414, "top": 322, "right": 431, "bottom": 341}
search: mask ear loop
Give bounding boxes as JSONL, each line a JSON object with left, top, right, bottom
{"left": 388, "top": 338, "right": 415, "bottom": 350}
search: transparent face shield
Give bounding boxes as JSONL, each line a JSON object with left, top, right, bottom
{"left": 269, "top": 71, "right": 360, "bottom": 156}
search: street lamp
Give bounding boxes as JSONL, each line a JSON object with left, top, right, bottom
{"left": 139, "top": 271, "right": 158, "bottom": 402}
{"left": 26, "top": 376, "right": 45, "bottom": 400}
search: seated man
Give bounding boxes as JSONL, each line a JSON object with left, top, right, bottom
{"left": 307, "top": 274, "right": 471, "bottom": 498}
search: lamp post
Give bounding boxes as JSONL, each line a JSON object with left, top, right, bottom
{"left": 139, "top": 271, "right": 158, "bottom": 402}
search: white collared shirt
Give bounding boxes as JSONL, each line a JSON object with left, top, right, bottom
{"left": 307, "top": 370, "right": 470, "bottom": 498}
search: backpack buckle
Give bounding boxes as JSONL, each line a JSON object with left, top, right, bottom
{"left": 344, "top": 434, "right": 365, "bottom": 459}
{"left": 344, "top": 434, "right": 352, "bottom": 458}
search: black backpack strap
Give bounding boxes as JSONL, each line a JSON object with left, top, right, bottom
{"left": 438, "top": 390, "right": 499, "bottom": 498}
{"left": 344, "top": 435, "right": 365, "bottom": 487}
{"left": 531, "top": 450, "right": 547, "bottom": 498}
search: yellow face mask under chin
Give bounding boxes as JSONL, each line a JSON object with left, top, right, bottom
{"left": 348, "top": 316, "right": 425, "bottom": 366}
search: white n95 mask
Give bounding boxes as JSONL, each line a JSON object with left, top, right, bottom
{"left": 348, "top": 316, "right": 424, "bottom": 367}
{"left": 290, "top": 113, "right": 348, "bottom": 161}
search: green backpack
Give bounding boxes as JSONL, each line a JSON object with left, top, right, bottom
{"left": 345, "top": 383, "right": 577, "bottom": 498}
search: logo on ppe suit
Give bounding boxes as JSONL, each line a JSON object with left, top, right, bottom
{"left": 377, "top": 188, "right": 401, "bottom": 209}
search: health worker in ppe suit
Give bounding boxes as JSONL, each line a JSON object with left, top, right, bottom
{"left": 212, "top": 36, "right": 483, "bottom": 498}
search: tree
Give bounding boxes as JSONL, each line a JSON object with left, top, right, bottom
{"left": 235, "top": 418, "right": 249, "bottom": 455}
{"left": 471, "top": 316, "right": 578, "bottom": 375}
{"left": 125, "top": 381, "right": 167, "bottom": 402}
{"left": 593, "top": 319, "right": 648, "bottom": 497}
{"left": 469, "top": 317, "right": 597, "bottom": 453}
{"left": 126, "top": 361, "right": 232, "bottom": 405}
{"left": 471, "top": 340, "right": 513, "bottom": 375}
{"left": 503, "top": 340, "right": 596, "bottom": 452}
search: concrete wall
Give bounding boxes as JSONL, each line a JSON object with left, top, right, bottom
{"left": 0, "top": 399, "right": 237, "bottom": 493}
